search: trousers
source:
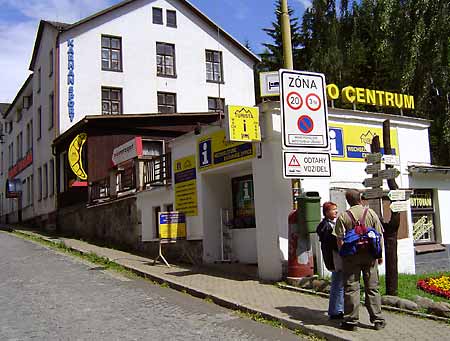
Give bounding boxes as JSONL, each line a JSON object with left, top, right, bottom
{"left": 342, "top": 249, "right": 384, "bottom": 323}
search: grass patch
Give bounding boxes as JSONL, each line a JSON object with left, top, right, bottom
{"left": 379, "top": 272, "right": 450, "bottom": 304}
{"left": 11, "top": 231, "right": 139, "bottom": 279}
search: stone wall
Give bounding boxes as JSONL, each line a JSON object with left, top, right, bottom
{"left": 57, "top": 196, "right": 202, "bottom": 264}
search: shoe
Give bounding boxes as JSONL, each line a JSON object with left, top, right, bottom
{"left": 374, "top": 320, "right": 386, "bottom": 330}
{"left": 341, "top": 321, "right": 358, "bottom": 331}
{"left": 329, "top": 313, "right": 344, "bottom": 320}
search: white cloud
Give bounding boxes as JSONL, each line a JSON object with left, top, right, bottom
{"left": 295, "top": 0, "right": 312, "bottom": 10}
{"left": 0, "top": 0, "right": 117, "bottom": 102}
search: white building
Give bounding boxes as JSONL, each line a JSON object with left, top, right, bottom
{"left": 1, "top": 0, "right": 258, "bottom": 224}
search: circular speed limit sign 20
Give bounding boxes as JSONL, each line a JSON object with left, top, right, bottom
{"left": 287, "top": 91, "right": 303, "bottom": 110}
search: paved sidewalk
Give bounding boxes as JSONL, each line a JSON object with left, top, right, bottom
{"left": 11, "top": 229, "right": 450, "bottom": 341}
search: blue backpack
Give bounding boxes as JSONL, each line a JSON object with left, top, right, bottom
{"left": 339, "top": 208, "right": 383, "bottom": 259}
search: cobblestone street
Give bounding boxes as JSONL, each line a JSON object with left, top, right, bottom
{"left": 0, "top": 233, "right": 301, "bottom": 340}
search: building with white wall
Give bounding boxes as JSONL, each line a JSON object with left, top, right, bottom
{"left": 1, "top": 0, "right": 258, "bottom": 225}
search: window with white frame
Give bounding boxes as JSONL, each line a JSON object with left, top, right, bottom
{"left": 157, "top": 92, "right": 176, "bottom": 113}
{"left": 156, "top": 42, "right": 176, "bottom": 77}
{"left": 101, "top": 35, "right": 122, "bottom": 71}
{"left": 205, "top": 50, "right": 223, "bottom": 82}
{"left": 102, "top": 87, "right": 122, "bottom": 115}
{"left": 152, "top": 7, "right": 163, "bottom": 24}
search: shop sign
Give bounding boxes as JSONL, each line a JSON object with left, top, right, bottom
{"left": 68, "top": 133, "right": 87, "bottom": 180}
{"left": 112, "top": 137, "right": 143, "bottom": 166}
{"left": 259, "top": 71, "right": 280, "bottom": 97}
{"left": 174, "top": 155, "right": 198, "bottom": 216}
{"left": 67, "top": 39, "right": 75, "bottom": 122}
{"left": 326, "top": 84, "right": 414, "bottom": 110}
{"left": 279, "top": 69, "right": 329, "bottom": 149}
{"left": 198, "top": 129, "right": 255, "bottom": 171}
{"left": 329, "top": 124, "right": 398, "bottom": 162}
{"left": 225, "top": 105, "right": 260, "bottom": 142}
{"left": 410, "top": 190, "right": 433, "bottom": 209}
{"left": 283, "top": 152, "right": 331, "bottom": 178}
{"left": 158, "top": 212, "right": 186, "bottom": 240}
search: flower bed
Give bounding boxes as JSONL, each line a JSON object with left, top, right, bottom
{"left": 417, "top": 275, "right": 450, "bottom": 300}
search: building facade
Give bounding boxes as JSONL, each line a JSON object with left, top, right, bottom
{"left": 1, "top": 0, "right": 258, "bottom": 225}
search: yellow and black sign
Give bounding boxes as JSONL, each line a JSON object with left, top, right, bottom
{"left": 225, "top": 105, "right": 260, "bottom": 142}
{"left": 68, "top": 133, "right": 87, "bottom": 180}
{"left": 174, "top": 155, "right": 198, "bottom": 216}
{"left": 198, "top": 129, "right": 255, "bottom": 171}
{"left": 158, "top": 212, "right": 186, "bottom": 240}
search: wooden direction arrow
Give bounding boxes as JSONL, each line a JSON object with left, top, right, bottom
{"left": 390, "top": 200, "right": 409, "bottom": 212}
{"left": 362, "top": 177, "right": 383, "bottom": 188}
{"left": 365, "top": 163, "right": 381, "bottom": 175}
{"left": 382, "top": 155, "right": 400, "bottom": 166}
{"left": 378, "top": 168, "right": 400, "bottom": 179}
{"left": 365, "top": 153, "right": 382, "bottom": 164}
{"left": 362, "top": 188, "right": 384, "bottom": 199}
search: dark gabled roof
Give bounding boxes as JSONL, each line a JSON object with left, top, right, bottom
{"left": 29, "top": 0, "right": 259, "bottom": 71}
{"left": 3, "top": 75, "right": 33, "bottom": 119}
{"left": 0, "top": 103, "right": 10, "bottom": 116}
{"left": 29, "top": 20, "right": 70, "bottom": 71}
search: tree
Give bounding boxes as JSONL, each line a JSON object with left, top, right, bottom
{"left": 259, "top": 0, "right": 304, "bottom": 71}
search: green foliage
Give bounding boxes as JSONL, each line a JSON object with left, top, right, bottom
{"left": 259, "top": 0, "right": 450, "bottom": 163}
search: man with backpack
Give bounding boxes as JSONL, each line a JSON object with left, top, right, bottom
{"left": 334, "top": 189, "right": 386, "bottom": 331}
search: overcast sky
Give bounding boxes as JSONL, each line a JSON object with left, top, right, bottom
{"left": 0, "top": 0, "right": 311, "bottom": 103}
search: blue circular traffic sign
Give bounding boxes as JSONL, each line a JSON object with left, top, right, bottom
{"left": 297, "top": 115, "right": 314, "bottom": 133}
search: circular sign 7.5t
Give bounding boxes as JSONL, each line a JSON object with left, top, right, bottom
{"left": 279, "top": 70, "right": 329, "bottom": 149}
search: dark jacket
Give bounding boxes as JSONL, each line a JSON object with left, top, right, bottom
{"left": 316, "top": 218, "right": 338, "bottom": 271}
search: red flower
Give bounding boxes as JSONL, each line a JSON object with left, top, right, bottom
{"left": 417, "top": 277, "right": 450, "bottom": 299}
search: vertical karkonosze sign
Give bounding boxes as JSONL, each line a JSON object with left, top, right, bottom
{"left": 67, "top": 39, "right": 75, "bottom": 122}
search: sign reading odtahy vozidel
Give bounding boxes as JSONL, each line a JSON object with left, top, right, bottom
{"left": 279, "top": 70, "right": 329, "bottom": 149}
{"left": 67, "top": 39, "right": 75, "bottom": 122}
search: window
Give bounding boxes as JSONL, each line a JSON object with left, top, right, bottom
{"left": 205, "top": 50, "right": 223, "bottom": 82}
{"left": 37, "top": 68, "right": 41, "bottom": 92}
{"left": 43, "top": 163, "right": 48, "bottom": 198}
{"left": 18, "top": 132, "right": 23, "bottom": 159}
{"left": 157, "top": 92, "right": 176, "bottom": 113}
{"left": 208, "top": 97, "right": 225, "bottom": 112}
{"left": 38, "top": 167, "right": 42, "bottom": 200}
{"left": 231, "top": 174, "right": 256, "bottom": 229}
{"left": 156, "top": 42, "right": 176, "bottom": 77}
{"left": 102, "top": 87, "right": 122, "bottom": 115}
{"left": 101, "top": 35, "right": 122, "bottom": 71}
{"left": 49, "top": 159, "right": 54, "bottom": 196}
{"left": 49, "top": 93, "right": 54, "bottom": 129}
{"left": 8, "top": 143, "right": 13, "bottom": 168}
{"left": 152, "top": 7, "right": 163, "bottom": 24}
{"left": 37, "top": 107, "right": 42, "bottom": 140}
{"left": 411, "top": 189, "right": 436, "bottom": 244}
{"left": 0, "top": 152, "right": 3, "bottom": 175}
{"left": 167, "top": 10, "right": 177, "bottom": 27}
{"left": 49, "top": 49, "right": 53, "bottom": 76}
{"left": 16, "top": 134, "right": 20, "bottom": 161}
{"left": 26, "top": 120, "right": 33, "bottom": 151}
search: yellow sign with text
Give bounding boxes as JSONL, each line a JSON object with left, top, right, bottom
{"left": 329, "top": 124, "right": 399, "bottom": 162}
{"left": 226, "top": 105, "right": 261, "bottom": 142}
{"left": 198, "top": 129, "right": 255, "bottom": 171}
{"left": 174, "top": 155, "right": 198, "bottom": 216}
{"left": 158, "top": 212, "right": 186, "bottom": 240}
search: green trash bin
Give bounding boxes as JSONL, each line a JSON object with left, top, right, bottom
{"left": 297, "top": 191, "right": 321, "bottom": 234}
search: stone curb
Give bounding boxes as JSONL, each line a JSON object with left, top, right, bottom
{"left": 11, "top": 229, "right": 349, "bottom": 341}
{"left": 278, "top": 283, "right": 450, "bottom": 324}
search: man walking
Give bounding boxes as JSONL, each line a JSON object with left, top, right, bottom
{"left": 334, "top": 189, "right": 386, "bottom": 331}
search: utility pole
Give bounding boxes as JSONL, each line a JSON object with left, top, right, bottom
{"left": 280, "top": 0, "right": 299, "bottom": 209}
